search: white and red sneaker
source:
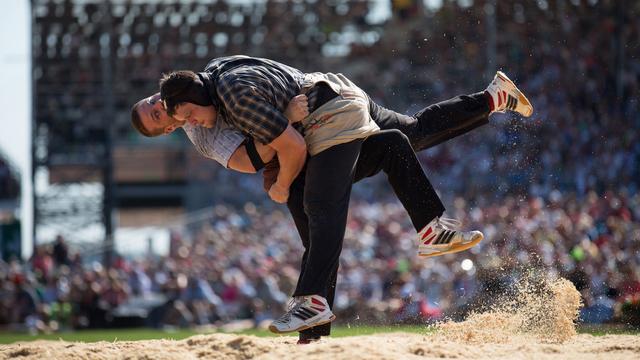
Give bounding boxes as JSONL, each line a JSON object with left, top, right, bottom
{"left": 485, "top": 71, "right": 533, "bottom": 117}
{"left": 269, "top": 295, "right": 335, "bottom": 334}
{"left": 418, "top": 217, "right": 483, "bottom": 257}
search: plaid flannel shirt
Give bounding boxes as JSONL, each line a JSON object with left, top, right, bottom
{"left": 205, "top": 56, "right": 323, "bottom": 145}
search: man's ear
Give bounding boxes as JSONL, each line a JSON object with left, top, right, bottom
{"left": 164, "top": 125, "right": 178, "bottom": 135}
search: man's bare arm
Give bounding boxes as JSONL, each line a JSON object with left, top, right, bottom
{"left": 227, "top": 142, "right": 276, "bottom": 173}
{"left": 268, "top": 125, "right": 307, "bottom": 203}
{"left": 227, "top": 93, "right": 306, "bottom": 174}
{"left": 226, "top": 126, "right": 305, "bottom": 203}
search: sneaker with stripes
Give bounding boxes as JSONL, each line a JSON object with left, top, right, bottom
{"left": 417, "top": 217, "right": 484, "bottom": 258}
{"left": 269, "top": 295, "right": 335, "bottom": 334}
{"left": 485, "top": 71, "right": 533, "bottom": 117}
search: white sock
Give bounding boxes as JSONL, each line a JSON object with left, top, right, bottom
{"left": 418, "top": 217, "right": 439, "bottom": 244}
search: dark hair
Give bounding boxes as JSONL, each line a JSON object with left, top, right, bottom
{"left": 159, "top": 70, "right": 212, "bottom": 116}
{"left": 130, "top": 102, "right": 161, "bottom": 137}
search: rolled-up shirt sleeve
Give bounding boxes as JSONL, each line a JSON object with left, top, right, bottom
{"left": 183, "top": 122, "right": 245, "bottom": 168}
{"left": 218, "top": 77, "right": 289, "bottom": 145}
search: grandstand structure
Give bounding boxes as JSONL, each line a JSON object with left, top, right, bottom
{"left": 31, "top": 0, "right": 382, "bottom": 262}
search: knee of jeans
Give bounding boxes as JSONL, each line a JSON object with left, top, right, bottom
{"left": 382, "top": 129, "right": 412, "bottom": 150}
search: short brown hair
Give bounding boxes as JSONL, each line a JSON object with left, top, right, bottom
{"left": 160, "top": 70, "right": 211, "bottom": 116}
{"left": 131, "top": 102, "right": 160, "bottom": 137}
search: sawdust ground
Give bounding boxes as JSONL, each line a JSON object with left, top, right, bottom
{"left": 3, "top": 277, "right": 636, "bottom": 359}
{"left": 1, "top": 332, "right": 639, "bottom": 360}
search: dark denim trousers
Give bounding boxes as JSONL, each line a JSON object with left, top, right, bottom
{"left": 287, "top": 92, "right": 490, "bottom": 338}
{"left": 370, "top": 91, "right": 490, "bottom": 152}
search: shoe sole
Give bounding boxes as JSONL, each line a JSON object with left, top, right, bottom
{"left": 268, "top": 314, "right": 336, "bottom": 334}
{"left": 496, "top": 71, "right": 533, "bottom": 117}
{"left": 418, "top": 232, "right": 484, "bottom": 258}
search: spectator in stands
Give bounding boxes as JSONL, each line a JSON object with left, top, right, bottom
{"left": 52, "top": 235, "right": 70, "bottom": 267}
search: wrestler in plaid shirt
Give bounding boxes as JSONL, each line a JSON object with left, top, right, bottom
{"left": 157, "top": 55, "right": 519, "bottom": 340}
{"left": 200, "top": 55, "right": 325, "bottom": 144}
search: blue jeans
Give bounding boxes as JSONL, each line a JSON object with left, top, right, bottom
{"left": 289, "top": 92, "right": 490, "bottom": 339}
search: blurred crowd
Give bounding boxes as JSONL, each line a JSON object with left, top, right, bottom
{"left": 2, "top": 189, "right": 639, "bottom": 332}
{"left": 33, "top": 0, "right": 639, "bottom": 201}
{"left": 9, "top": 0, "right": 638, "bottom": 332}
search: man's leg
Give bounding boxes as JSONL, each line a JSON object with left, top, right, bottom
{"left": 284, "top": 130, "right": 476, "bottom": 338}
{"left": 369, "top": 92, "right": 491, "bottom": 152}
{"left": 270, "top": 140, "right": 363, "bottom": 334}
{"left": 286, "top": 129, "right": 443, "bottom": 340}
{"left": 294, "top": 139, "right": 363, "bottom": 297}
{"left": 353, "top": 129, "right": 445, "bottom": 231}
{"left": 286, "top": 172, "right": 335, "bottom": 340}
{"left": 352, "top": 129, "right": 483, "bottom": 257}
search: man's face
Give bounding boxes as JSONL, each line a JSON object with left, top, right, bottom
{"left": 135, "top": 93, "right": 184, "bottom": 135}
{"left": 172, "top": 102, "right": 218, "bottom": 129}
